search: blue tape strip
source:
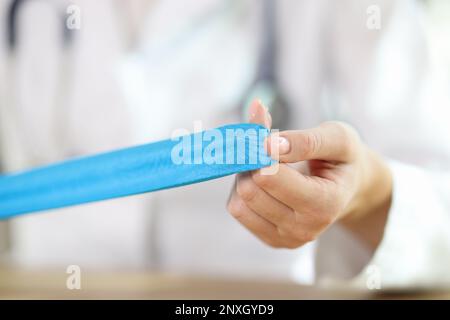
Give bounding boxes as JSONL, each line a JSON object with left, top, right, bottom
{"left": 0, "top": 123, "right": 273, "bottom": 219}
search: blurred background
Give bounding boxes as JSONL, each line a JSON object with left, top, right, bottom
{"left": 0, "top": 0, "right": 449, "bottom": 293}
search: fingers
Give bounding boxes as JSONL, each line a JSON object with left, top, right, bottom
{"left": 227, "top": 189, "right": 284, "bottom": 248}
{"left": 251, "top": 164, "right": 337, "bottom": 216}
{"left": 236, "top": 173, "right": 295, "bottom": 228}
{"left": 266, "top": 121, "right": 360, "bottom": 163}
{"left": 230, "top": 172, "right": 333, "bottom": 248}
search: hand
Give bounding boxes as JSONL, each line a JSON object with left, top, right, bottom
{"left": 227, "top": 100, "right": 392, "bottom": 250}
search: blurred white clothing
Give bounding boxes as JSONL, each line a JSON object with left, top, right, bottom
{"left": 0, "top": 0, "right": 450, "bottom": 288}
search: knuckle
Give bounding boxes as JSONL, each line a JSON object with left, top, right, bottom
{"left": 324, "top": 121, "right": 359, "bottom": 159}
{"left": 236, "top": 178, "right": 258, "bottom": 202}
{"left": 322, "top": 120, "right": 351, "bottom": 133}
{"left": 303, "top": 131, "right": 322, "bottom": 158}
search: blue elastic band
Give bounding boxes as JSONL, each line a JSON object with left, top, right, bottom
{"left": 0, "top": 123, "right": 273, "bottom": 219}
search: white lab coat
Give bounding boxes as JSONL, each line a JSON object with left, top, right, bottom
{"left": 1, "top": 0, "right": 449, "bottom": 288}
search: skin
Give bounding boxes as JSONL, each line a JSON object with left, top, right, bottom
{"left": 227, "top": 100, "right": 393, "bottom": 251}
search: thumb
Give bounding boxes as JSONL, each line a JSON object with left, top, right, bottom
{"left": 266, "top": 121, "right": 358, "bottom": 163}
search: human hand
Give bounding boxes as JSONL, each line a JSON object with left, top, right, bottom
{"left": 227, "top": 100, "right": 392, "bottom": 249}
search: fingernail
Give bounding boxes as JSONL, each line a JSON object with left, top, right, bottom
{"left": 258, "top": 99, "right": 267, "bottom": 111}
{"left": 266, "top": 136, "right": 290, "bottom": 156}
{"left": 248, "top": 101, "right": 259, "bottom": 120}
{"left": 275, "top": 137, "right": 290, "bottom": 155}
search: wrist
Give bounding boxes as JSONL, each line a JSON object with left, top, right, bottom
{"left": 340, "top": 147, "right": 393, "bottom": 249}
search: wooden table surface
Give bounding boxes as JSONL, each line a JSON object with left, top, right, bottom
{"left": 1, "top": 267, "right": 449, "bottom": 300}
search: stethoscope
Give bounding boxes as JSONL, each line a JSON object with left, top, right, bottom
{"left": 241, "top": 0, "right": 290, "bottom": 129}
{"left": 3, "top": 0, "right": 75, "bottom": 170}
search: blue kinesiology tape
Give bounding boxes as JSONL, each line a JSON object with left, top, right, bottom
{"left": 0, "top": 123, "right": 274, "bottom": 219}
